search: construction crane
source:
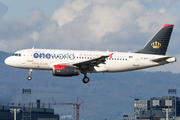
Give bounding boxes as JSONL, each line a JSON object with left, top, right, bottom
{"left": 44, "top": 97, "right": 55, "bottom": 104}
{"left": 8, "top": 97, "right": 84, "bottom": 120}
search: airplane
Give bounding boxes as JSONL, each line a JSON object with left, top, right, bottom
{"left": 4, "top": 24, "right": 176, "bottom": 83}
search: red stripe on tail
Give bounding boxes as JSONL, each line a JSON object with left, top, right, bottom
{"left": 160, "top": 24, "right": 174, "bottom": 30}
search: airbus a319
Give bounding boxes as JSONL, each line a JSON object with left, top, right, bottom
{"left": 4, "top": 24, "right": 176, "bottom": 83}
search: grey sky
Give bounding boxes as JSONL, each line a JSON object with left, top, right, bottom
{"left": 0, "top": 0, "right": 65, "bottom": 18}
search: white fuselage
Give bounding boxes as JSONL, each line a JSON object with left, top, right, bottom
{"left": 4, "top": 49, "right": 176, "bottom": 73}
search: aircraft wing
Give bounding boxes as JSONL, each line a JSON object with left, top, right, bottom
{"left": 73, "top": 53, "right": 113, "bottom": 68}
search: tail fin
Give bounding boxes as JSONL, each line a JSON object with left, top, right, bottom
{"left": 136, "top": 24, "right": 174, "bottom": 55}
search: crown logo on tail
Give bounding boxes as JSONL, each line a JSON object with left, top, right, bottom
{"left": 151, "top": 41, "right": 161, "bottom": 49}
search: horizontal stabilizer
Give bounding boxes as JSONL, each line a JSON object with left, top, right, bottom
{"left": 151, "top": 57, "right": 172, "bottom": 62}
{"left": 151, "top": 56, "right": 176, "bottom": 63}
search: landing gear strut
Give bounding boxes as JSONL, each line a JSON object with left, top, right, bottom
{"left": 82, "top": 72, "right": 90, "bottom": 84}
{"left": 27, "top": 69, "right": 33, "bottom": 81}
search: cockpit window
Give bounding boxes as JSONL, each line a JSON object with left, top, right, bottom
{"left": 13, "top": 53, "right": 18, "bottom": 56}
{"left": 12, "top": 53, "right": 21, "bottom": 57}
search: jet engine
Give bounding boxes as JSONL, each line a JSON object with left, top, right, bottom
{"left": 53, "top": 65, "right": 80, "bottom": 76}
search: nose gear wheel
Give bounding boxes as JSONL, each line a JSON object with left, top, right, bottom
{"left": 27, "top": 76, "right": 32, "bottom": 81}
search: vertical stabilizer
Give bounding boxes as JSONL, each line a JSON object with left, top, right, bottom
{"left": 136, "top": 24, "right": 174, "bottom": 55}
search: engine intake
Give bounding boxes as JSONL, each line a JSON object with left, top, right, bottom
{"left": 53, "top": 65, "right": 80, "bottom": 76}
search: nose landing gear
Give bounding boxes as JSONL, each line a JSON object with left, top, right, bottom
{"left": 27, "top": 76, "right": 32, "bottom": 80}
{"left": 27, "top": 69, "right": 33, "bottom": 81}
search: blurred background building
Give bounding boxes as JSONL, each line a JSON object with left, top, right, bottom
{"left": 123, "top": 89, "right": 180, "bottom": 120}
{"left": 0, "top": 99, "right": 59, "bottom": 120}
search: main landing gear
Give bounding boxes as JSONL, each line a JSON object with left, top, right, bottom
{"left": 27, "top": 69, "right": 33, "bottom": 81}
{"left": 82, "top": 72, "right": 90, "bottom": 84}
{"left": 83, "top": 77, "right": 90, "bottom": 84}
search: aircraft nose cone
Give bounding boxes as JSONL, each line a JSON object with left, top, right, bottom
{"left": 4, "top": 57, "right": 11, "bottom": 65}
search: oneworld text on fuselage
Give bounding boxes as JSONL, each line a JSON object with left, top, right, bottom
{"left": 33, "top": 53, "right": 75, "bottom": 60}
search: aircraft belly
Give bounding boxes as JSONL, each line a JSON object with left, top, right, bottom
{"left": 101, "top": 60, "right": 135, "bottom": 72}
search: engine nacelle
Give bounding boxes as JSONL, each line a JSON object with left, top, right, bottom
{"left": 53, "top": 65, "right": 80, "bottom": 76}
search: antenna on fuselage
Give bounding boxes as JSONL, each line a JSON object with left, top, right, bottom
{"left": 32, "top": 47, "right": 34, "bottom": 49}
